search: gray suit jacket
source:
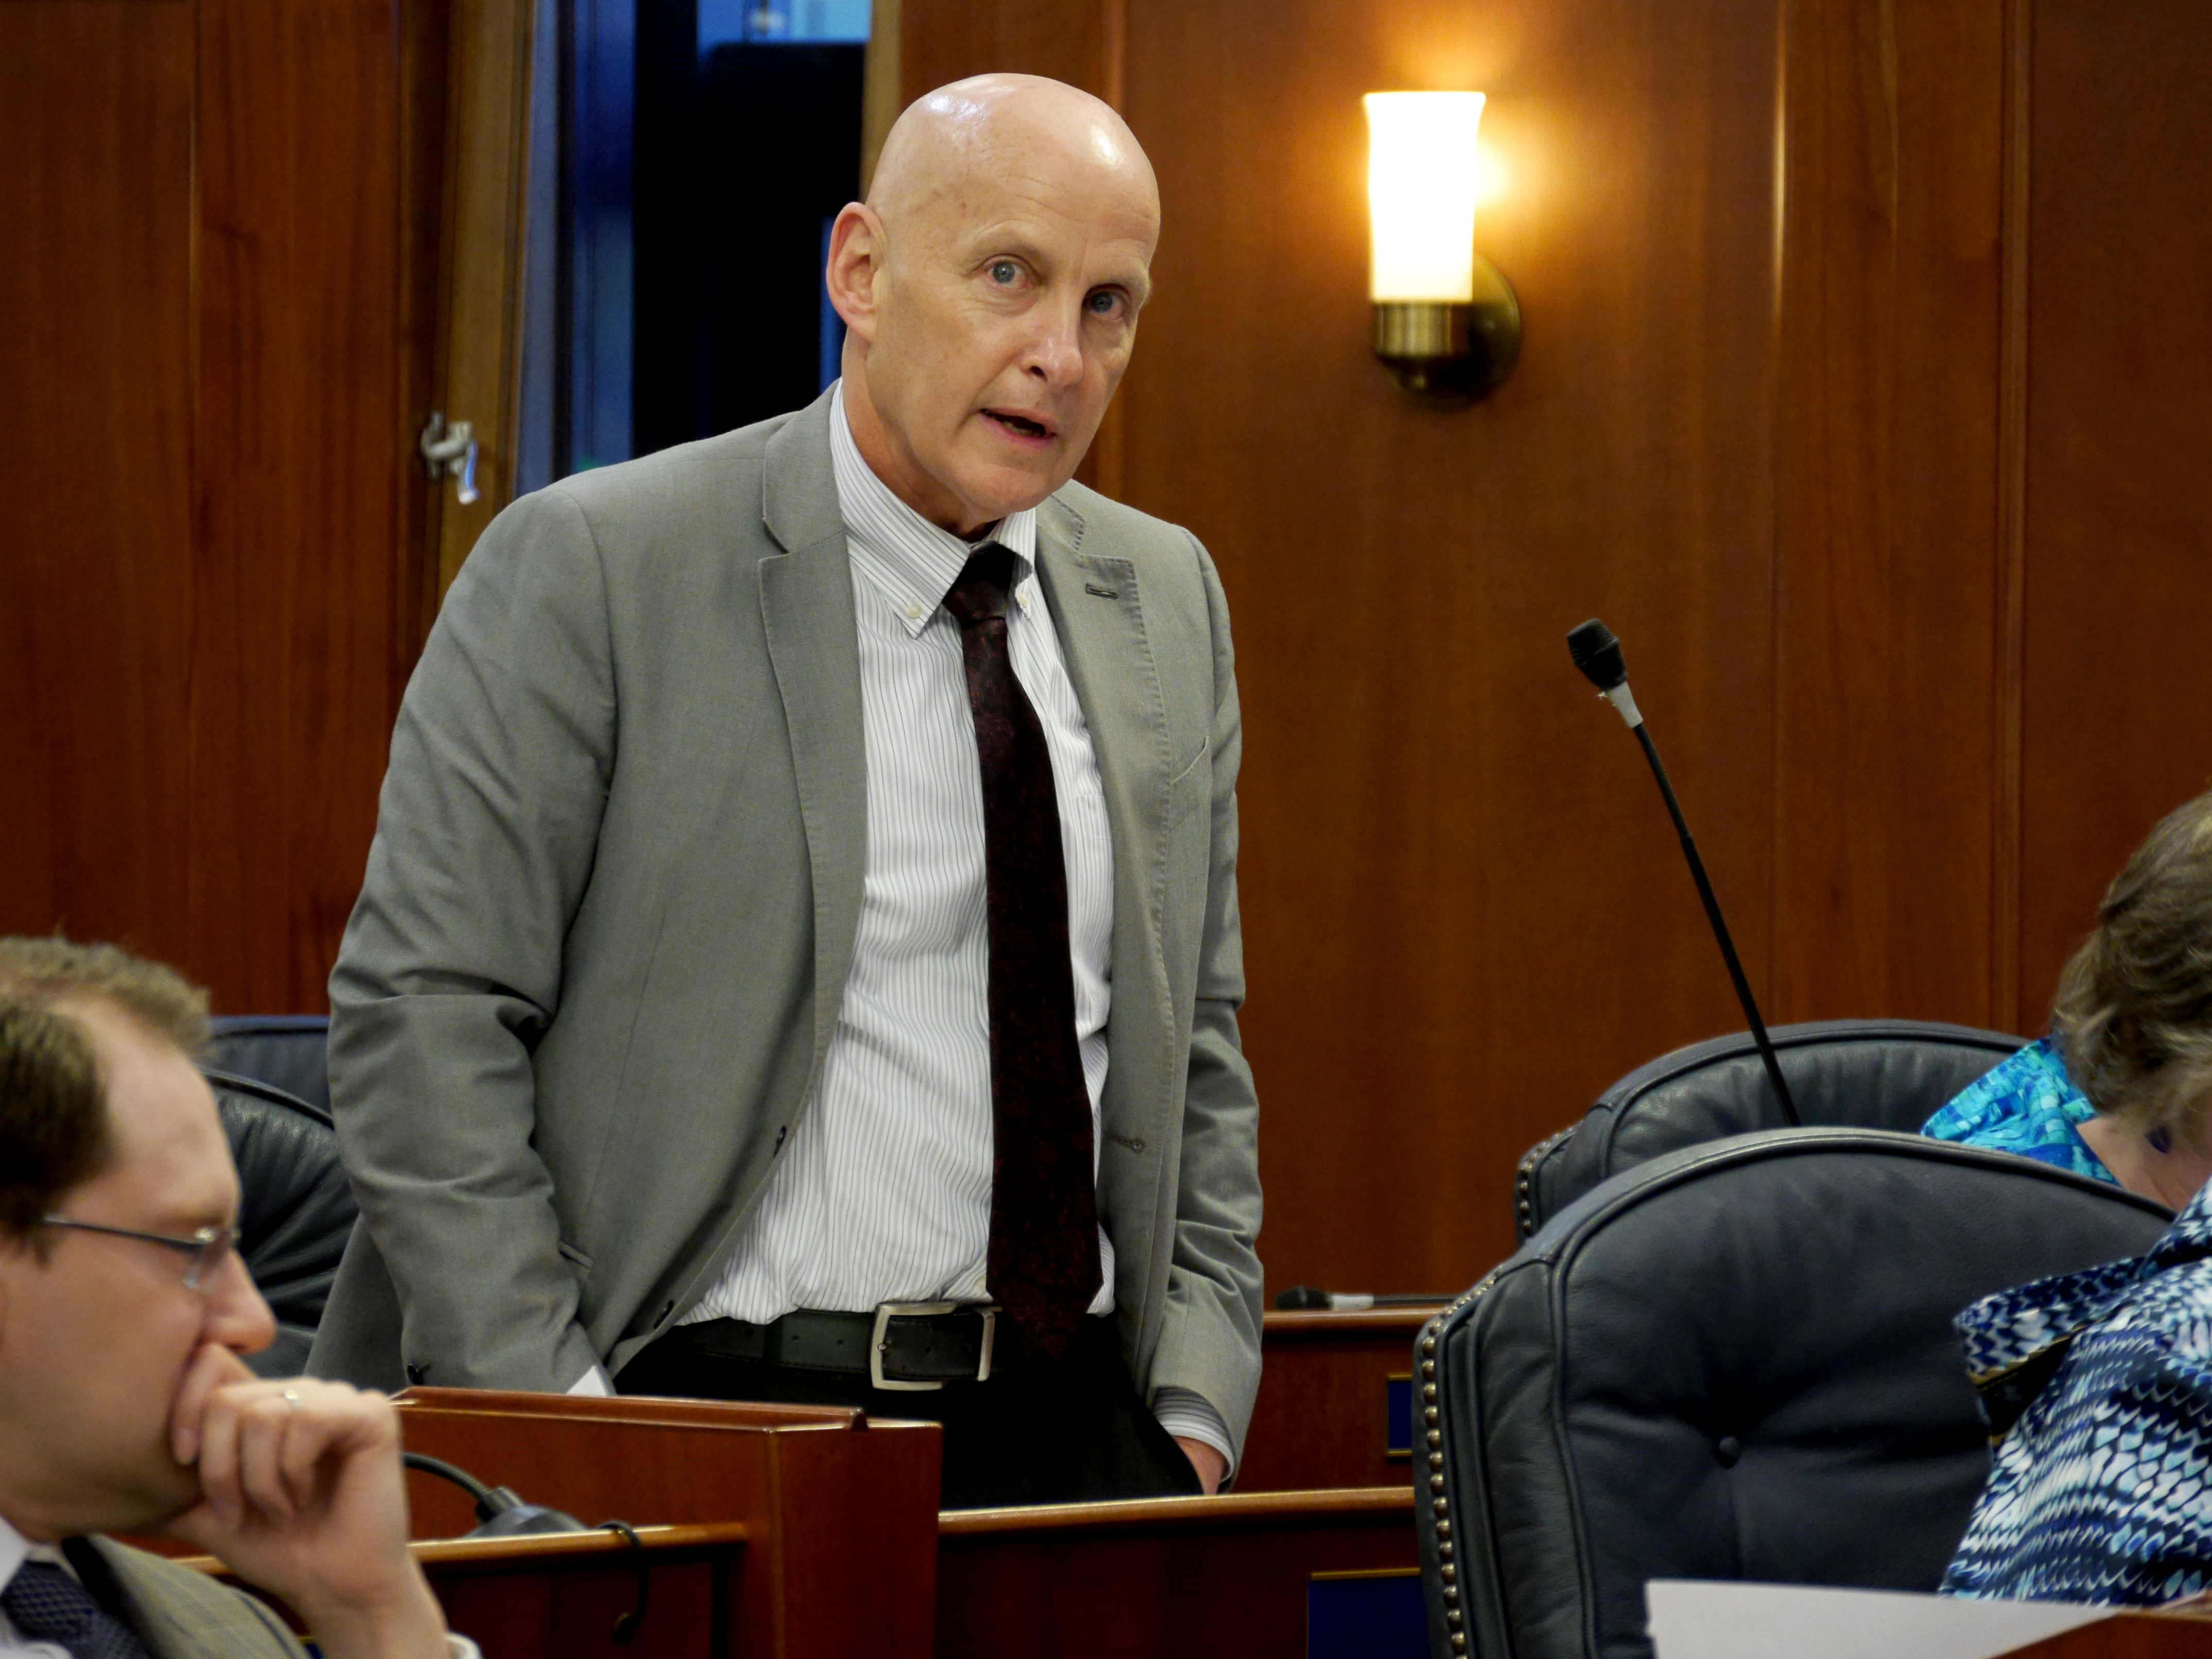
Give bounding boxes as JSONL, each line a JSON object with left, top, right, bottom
{"left": 310, "top": 390, "right": 1265, "bottom": 1456}
{"left": 71, "top": 1538, "right": 305, "bottom": 1658}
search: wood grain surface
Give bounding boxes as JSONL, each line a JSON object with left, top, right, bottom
{"left": 393, "top": 1388, "right": 940, "bottom": 1659}
{"left": 1236, "top": 1308, "right": 1437, "bottom": 1492}
{"left": 1999, "top": 1612, "right": 2212, "bottom": 1659}
{"left": 178, "top": 1523, "right": 750, "bottom": 1659}
{"left": 0, "top": 1, "right": 199, "bottom": 994}
{"left": 935, "top": 1485, "right": 1417, "bottom": 1656}
{"left": 2014, "top": 0, "right": 2212, "bottom": 1026}
{"left": 0, "top": 0, "right": 443, "bottom": 1012}
{"left": 1770, "top": 0, "right": 2009, "bottom": 1025}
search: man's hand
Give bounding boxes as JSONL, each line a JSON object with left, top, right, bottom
{"left": 163, "top": 1345, "right": 448, "bottom": 1659}
{"left": 1175, "top": 1436, "right": 1227, "bottom": 1496}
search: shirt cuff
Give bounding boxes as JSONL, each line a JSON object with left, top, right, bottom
{"left": 1152, "top": 1386, "right": 1234, "bottom": 1477}
{"left": 567, "top": 1363, "right": 613, "bottom": 1396}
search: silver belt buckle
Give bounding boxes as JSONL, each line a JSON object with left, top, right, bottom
{"left": 869, "top": 1300, "right": 998, "bottom": 1391}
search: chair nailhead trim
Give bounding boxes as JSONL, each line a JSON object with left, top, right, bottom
{"left": 1420, "top": 1272, "right": 1503, "bottom": 1644}
{"left": 1513, "top": 1122, "right": 1578, "bottom": 1241}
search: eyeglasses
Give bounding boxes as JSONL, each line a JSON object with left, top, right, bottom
{"left": 38, "top": 1216, "right": 238, "bottom": 1289}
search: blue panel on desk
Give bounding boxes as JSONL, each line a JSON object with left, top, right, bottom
{"left": 1385, "top": 1374, "right": 1413, "bottom": 1456}
{"left": 1308, "top": 1572, "right": 1425, "bottom": 1659}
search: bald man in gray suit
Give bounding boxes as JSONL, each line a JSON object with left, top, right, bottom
{"left": 312, "top": 74, "right": 1263, "bottom": 1508}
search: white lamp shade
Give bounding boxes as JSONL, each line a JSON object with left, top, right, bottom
{"left": 1364, "top": 92, "right": 1487, "bottom": 304}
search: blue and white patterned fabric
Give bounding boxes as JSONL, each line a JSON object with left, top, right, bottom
{"left": 1923, "top": 1038, "right": 2118, "bottom": 1186}
{"left": 1941, "top": 1180, "right": 2212, "bottom": 1604}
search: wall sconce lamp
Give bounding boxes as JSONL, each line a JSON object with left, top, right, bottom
{"left": 1365, "top": 92, "right": 1522, "bottom": 405}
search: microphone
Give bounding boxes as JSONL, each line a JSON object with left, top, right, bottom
{"left": 1565, "top": 619, "right": 1801, "bottom": 1128}
{"left": 403, "top": 1450, "right": 587, "bottom": 1537}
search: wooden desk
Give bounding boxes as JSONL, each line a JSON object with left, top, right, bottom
{"left": 394, "top": 1389, "right": 940, "bottom": 1659}
{"left": 1238, "top": 1307, "right": 1440, "bottom": 1492}
{"left": 936, "top": 1486, "right": 1418, "bottom": 1658}
{"left": 184, "top": 1523, "right": 749, "bottom": 1659}
{"left": 387, "top": 1390, "right": 1424, "bottom": 1658}
{"left": 2005, "top": 1615, "right": 2212, "bottom": 1658}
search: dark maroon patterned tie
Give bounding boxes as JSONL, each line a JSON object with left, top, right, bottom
{"left": 942, "top": 544, "right": 1103, "bottom": 1354}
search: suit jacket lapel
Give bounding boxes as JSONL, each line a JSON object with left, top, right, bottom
{"left": 758, "top": 391, "right": 867, "bottom": 1091}
{"left": 1034, "top": 493, "right": 1174, "bottom": 1122}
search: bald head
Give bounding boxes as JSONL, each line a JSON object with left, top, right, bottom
{"left": 868, "top": 74, "right": 1159, "bottom": 245}
{"left": 826, "top": 75, "right": 1161, "bottom": 534}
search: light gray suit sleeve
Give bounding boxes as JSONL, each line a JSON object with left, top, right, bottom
{"left": 1150, "top": 535, "right": 1266, "bottom": 1452}
{"left": 326, "top": 487, "right": 615, "bottom": 1392}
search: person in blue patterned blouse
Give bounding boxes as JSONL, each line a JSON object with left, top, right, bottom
{"left": 1924, "top": 788, "right": 2212, "bottom": 1210}
{"left": 1943, "top": 1180, "right": 2212, "bottom": 1603}
{"left": 1933, "top": 788, "right": 2212, "bottom": 1603}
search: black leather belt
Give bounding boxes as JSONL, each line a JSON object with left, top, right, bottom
{"left": 680, "top": 1301, "right": 1030, "bottom": 1391}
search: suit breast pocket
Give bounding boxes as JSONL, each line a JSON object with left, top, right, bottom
{"left": 1165, "top": 739, "right": 1211, "bottom": 832}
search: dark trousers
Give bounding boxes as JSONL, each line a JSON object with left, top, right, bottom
{"left": 616, "top": 1314, "right": 1201, "bottom": 1509}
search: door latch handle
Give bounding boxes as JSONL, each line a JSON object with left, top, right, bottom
{"left": 419, "top": 412, "right": 481, "bottom": 506}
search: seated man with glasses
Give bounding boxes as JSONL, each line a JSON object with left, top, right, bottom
{"left": 0, "top": 937, "right": 476, "bottom": 1659}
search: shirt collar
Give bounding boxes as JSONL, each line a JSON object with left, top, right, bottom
{"left": 0, "top": 1512, "right": 71, "bottom": 1593}
{"left": 829, "top": 382, "right": 1038, "bottom": 639}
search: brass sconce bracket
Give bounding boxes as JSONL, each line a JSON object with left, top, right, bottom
{"left": 1372, "top": 256, "right": 1522, "bottom": 406}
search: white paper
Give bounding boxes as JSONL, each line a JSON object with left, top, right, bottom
{"left": 1646, "top": 1580, "right": 2112, "bottom": 1659}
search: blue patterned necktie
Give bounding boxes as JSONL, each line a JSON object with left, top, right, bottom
{"left": 3, "top": 1559, "right": 155, "bottom": 1659}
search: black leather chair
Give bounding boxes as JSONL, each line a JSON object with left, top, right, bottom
{"left": 1513, "top": 1019, "right": 2024, "bottom": 1241}
{"left": 210, "top": 1070, "right": 356, "bottom": 1376}
{"left": 1416, "top": 1129, "right": 2170, "bottom": 1659}
{"left": 207, "top": 1014, "right": 332, "bottom": 1113}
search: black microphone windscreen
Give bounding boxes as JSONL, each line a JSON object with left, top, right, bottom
{"left": 1567, "top": 618, "right": 1628, "bottom": 691}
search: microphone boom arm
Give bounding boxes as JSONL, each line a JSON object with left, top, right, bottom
{"left": 1627, "top": 720, "right": 1801, "bottom": 1127}
{"left": 1566, "top": 616, "right": 1800, "bottom": 1128}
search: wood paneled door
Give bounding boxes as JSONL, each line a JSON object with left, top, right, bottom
{"left": 0, "top": 0, "right": 533, "bottom": 1014}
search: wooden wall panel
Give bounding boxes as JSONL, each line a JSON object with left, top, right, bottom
{"left": 1771, "top": 0, "right": 2008, "bottom": 1027}
{"left": 187, "top": 0, "right": 439, "bottom": 1009}
{"left": 0, "top": 1, "right": 199, "bottom": 979}
{"left": 2014, "top": 0, "right": 2212, "bottom": 1024}
{"left": 0, "top": 0, "right": 444, "bottom": 1013}
{"left": 1114, "top": 0, "right": 1786, "bottom": 1293}
{"left": 900, "top": 0, "right": 1121, "bottom": 108}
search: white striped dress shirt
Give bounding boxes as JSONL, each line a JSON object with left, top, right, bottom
{"left": 670, "top": 386, "right": 1228, "bottom": 1464}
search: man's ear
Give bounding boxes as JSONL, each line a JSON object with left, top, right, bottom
{"left": 826, "top": 202, "right": 886, "bottom": 343}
